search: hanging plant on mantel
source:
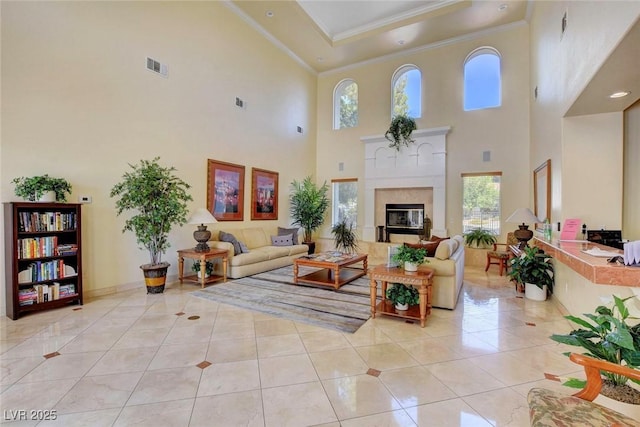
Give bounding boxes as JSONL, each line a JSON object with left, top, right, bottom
{"left": 385, "top": 114, "right": 417, "bottom": 151}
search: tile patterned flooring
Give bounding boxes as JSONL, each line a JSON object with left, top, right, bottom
{"left": 0, "top": 266, "right": 584, "bottom": 426}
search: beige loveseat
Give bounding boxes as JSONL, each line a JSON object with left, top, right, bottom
{"left": 207, "top": 226, "right": 308, "bottom": 279}
{"left": 424, "top": 235, "right": 465, "bottom": 310}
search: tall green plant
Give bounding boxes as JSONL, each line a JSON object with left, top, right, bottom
{"left": 110, "top": 158, "right": 192, "bottom": 265}
{"left": 289, "top": 176, "right": 329, "bottom": 243}
{"left": 331, "top": 219, "right": 358, "bottom": 253}
{"left": 550, "top": 295, "right": 640, "bottom": 387}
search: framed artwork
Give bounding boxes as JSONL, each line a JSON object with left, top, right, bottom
{"left": 251, "top": 168, "right": 278, "bottom": 220}
{"left": 534, "top": 159, "right": 551, "bottom": 228}
{"left": 207, "top": 159, "right": 245, "bottom": 221}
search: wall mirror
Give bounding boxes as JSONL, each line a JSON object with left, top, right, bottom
{"left": 534, "top": 159, "right": 551, "bottom": 228}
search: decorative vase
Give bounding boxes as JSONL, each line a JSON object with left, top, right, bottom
{"left": 395, "top": 303, "right": 409, "bottom": 311}
{"left": 38, "top": 191, "right": 56, "bottom": 202}
{"left": 525, "top": 283, "right": 547, "bottom": 301}
{"left": 404, "top": 261, "right": 418, "bottom": 272}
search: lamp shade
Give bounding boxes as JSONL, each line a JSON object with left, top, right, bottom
{"left": 506, "top": 208, "right": 540, "bottom": 225}
{"left": 187, "top": 208, "right": 217, "bottom": 225}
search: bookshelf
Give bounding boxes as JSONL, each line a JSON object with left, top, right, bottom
{"left": 4, "top": 202, "right": 83, "bottom": 320}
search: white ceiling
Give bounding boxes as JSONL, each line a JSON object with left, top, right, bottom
{"left": 227, "top": 1, "right": 639, "bottom": 115}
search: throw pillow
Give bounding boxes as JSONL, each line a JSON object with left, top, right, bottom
{"left": 238, "top": 240, "right": 250, "bottom": 254}
{"left": 219, "top": 231, "right": 243, "bottom": 255}
{"left": 435, "top": 238, "right": 459, "bottom": 260}
{"left": 271, "top": 234, "right": 293, "bottom": 246}
{"left": 278, "top": 227, "right": 300, "bottom": 245}
{"left": 405, "top": 241, "right": 439, "bottom": 257}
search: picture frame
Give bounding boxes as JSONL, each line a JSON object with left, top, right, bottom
{"left": 534, "top": 159, "right": 551, "bottom": 229}
{"left": 207, "top": 159, "right": 245, "bottom": 221}
{"left": 251, "top": 168, "right": 278, "bottom": 220}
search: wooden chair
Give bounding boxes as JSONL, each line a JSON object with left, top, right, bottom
{"left": 485, "top": 232, "right": 518, "bottom": 276}
{"left": 528, "top": 353, "right": 640, "bottom": 426}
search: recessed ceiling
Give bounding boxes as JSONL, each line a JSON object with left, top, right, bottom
{"left": 228, "top": 0, "right": 528, "bottom": 73}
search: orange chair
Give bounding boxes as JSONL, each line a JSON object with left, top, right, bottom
{"left": 528, "top": 353, "right": 640, "bottom": 426}
{"left": 485, "top": 232, "right": 518, "bottom": 276}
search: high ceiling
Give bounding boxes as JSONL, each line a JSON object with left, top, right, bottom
{"left": 228, "top": 0, "right": 529, "bottom": 73}
{"left": 227, "top": 1, "right": 639, "bottom": 114}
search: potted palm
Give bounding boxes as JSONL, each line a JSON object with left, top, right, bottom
{"left": 110, "top": 157, "right": 193, "bottom": 294}
{"left": 12, "top": 175, "right": 72, "bottom": 202}
{"left": 508, "top": 246, "right": 554, "bottom": 300}
{"left": 463, "top": 228, "right": 497, "bottom": 248}
{"left": 331, "top": 219, "right": 358, "bottom": 254}
{"left": 384, "top": 114, "right": 417, "bottom": 151}
{"left": 289, "top": 176, "right": 330, "bottom": 254}
{"left": 392, "top": 244, "right": 428, "bottom": 272}
{"left": 386, "top": 282, "right": 419, "bottom": 311}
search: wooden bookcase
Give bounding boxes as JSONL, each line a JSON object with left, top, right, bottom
{"left": 4, "top": 202, "right": 83, "bottom": 320}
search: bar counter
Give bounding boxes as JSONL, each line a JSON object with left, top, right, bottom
{"left": 533, "top": 237, "right": 640, "bottom": 287}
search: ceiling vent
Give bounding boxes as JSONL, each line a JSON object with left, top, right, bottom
{"left": 146, "top": 57, "right": 168, "bottom": 77}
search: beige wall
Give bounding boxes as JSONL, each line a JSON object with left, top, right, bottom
{"left": 0, "top": 1, "right": 317, "bottom": 311}
{"left": 529, "top": 1, "right": 640, "bottom": 238}
{"left": 316, "top": 25, "right": 531, "bottom": 243}
{"left": 624, "top": 101, "right": 640, "bottom": 240}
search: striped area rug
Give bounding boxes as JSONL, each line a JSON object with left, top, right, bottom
{"left": 191, "top": 265, "right": 379, "bottom": 333}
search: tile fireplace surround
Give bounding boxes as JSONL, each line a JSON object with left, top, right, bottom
{"left": 361, "top": 127, "right": 451, "bottom": 242}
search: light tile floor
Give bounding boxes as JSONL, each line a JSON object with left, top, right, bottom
{"left": 0, "top": 266, "right": 587, "bottom": 426}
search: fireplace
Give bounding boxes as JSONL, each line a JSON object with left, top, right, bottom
{"left": 361, "top": 126, "right": 451, "bottom": 241}
{"left": 385, "top": 204, "right": 424, "bottom": 235}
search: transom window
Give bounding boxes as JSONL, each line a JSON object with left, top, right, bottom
{"left": 391, "top": 65, "right": 421, "bottom": 118}
{"left": 333, "top": 79, "right": 358, "bottom": 130}
{"left": 462, "top": 172, "right": 501, "bottom": 235}
{"left": 464, "top": 47, "right": 501, "bottom": 111}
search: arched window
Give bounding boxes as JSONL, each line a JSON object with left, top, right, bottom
{"left": 464, "top": 47, "right": 501, "bottom": 111}
{"left": 333, "top": 79, "right": 358, "bottom": 130}
{"left": 391, "top": 65, "right": 421, "bottom": 118}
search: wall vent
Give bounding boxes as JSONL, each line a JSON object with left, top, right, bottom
{"left": 146, "top": 57, "right": 168, "bottom": 77}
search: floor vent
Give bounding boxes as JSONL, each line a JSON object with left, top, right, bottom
{"left": 146, "top": 57, "right": 168, "bottom": 77}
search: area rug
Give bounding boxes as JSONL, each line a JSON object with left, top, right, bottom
{"left": 191, "top": 265, "right": 377, "bottom": 333}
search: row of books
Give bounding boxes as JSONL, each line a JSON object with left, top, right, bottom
{"left": 18, "top": 283, "right": 76, "bottom": 306}
{"left": 18, "top": 211, "right": 77, "bottom": 232}
{"left": 17, "top": 237, "right": 78, "bottom": 259}
{"left": 18, "top": 260, "right": 72, "bottom": 283}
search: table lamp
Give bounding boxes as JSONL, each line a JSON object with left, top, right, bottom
{"left": 506, "top": 208, "right": 540, "bottom": 250}
{"left": 187, "top": 208, "right": 218, "bottom": 252}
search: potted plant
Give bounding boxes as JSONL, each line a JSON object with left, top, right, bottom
{"left": 508, "top": 246, "right": 554, "bottom": 300}
{"left": 549, "top": 295, "right": 640, "bottom": 404}
{"left": 289, "top": 176, "right": 329, "bottom": 254}
{"left": 392, "top": 244, "right": 428, "bottom": 271}
{"left": 12, "top": 175, "right": 72, "bottom": 202}
{"left": 384, "top": 114, "right": 417, "bottom": 151}
{"left": 464, "top": 228, "right": 497, "bottom": 248}
{"left": 331, "top": 219, "right": 358, "bottom": 254}
{"left": 192, "top": 260, "right": 214, "bottom": 279}
{"left": 110, "top": 157, "right": 193, "bottom": 294}
{"left": 386, "top": 282, "right": 419, "bottom": 311}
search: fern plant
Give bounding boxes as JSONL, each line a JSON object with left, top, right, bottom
{"left": 385, "top": 115, "right": 417, "bottom": 151}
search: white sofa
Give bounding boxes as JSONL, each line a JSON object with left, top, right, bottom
{"left": 424, "top": 235, "right": 465, "bottom": 310}
{"left": 207, "top": 226, "right": 308, "bottom": 279}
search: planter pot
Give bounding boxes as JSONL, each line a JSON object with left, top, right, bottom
{"left": 305, "top": 241, "right": 316, "bottom": 254}
{"left": 196, "top": 271, "right": 210, "bottom": 279}
{"left": 141, "top": 262, "right": 170, "bottom": 294}
{"left": 395, "top": 303, "right": 409, "bottom": 311}
{"left": 37, "top": 191, "right": 56, "bottom": 202}
{"left": 525, "top": 282, "right": 547, "bottom": 301}
{"left": 404, "top": 261, "right": 419, "bottom": 272}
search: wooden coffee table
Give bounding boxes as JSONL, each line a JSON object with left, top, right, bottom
{"left": 369, "top": 264, "right": 434, "bottom": 327}
{"left": 294, "top": 252, "right": 368, "bottom": 290}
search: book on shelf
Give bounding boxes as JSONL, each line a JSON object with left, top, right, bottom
{"left": 18, "top": 211, "right": 77, "bottom": 232}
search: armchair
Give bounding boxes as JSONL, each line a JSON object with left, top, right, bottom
{"left": 528, "top": 353, "right": 640, "bottom": 426}
{"left": 485, "top": 232, "right": 518, "bottom": 276}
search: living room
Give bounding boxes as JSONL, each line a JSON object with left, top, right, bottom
{"left": 2, "top": 2, "right": 640, "bottom": 425}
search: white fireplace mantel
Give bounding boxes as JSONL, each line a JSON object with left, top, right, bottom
{"left": 360, "top": 126, "right": 451, "bottom": 241}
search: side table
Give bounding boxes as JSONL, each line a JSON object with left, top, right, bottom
{"left": 369, "top": 264, "right": 434, "bottom": 327}
{"left": 177, "top": 248, "right": 228, "bottom": 288}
